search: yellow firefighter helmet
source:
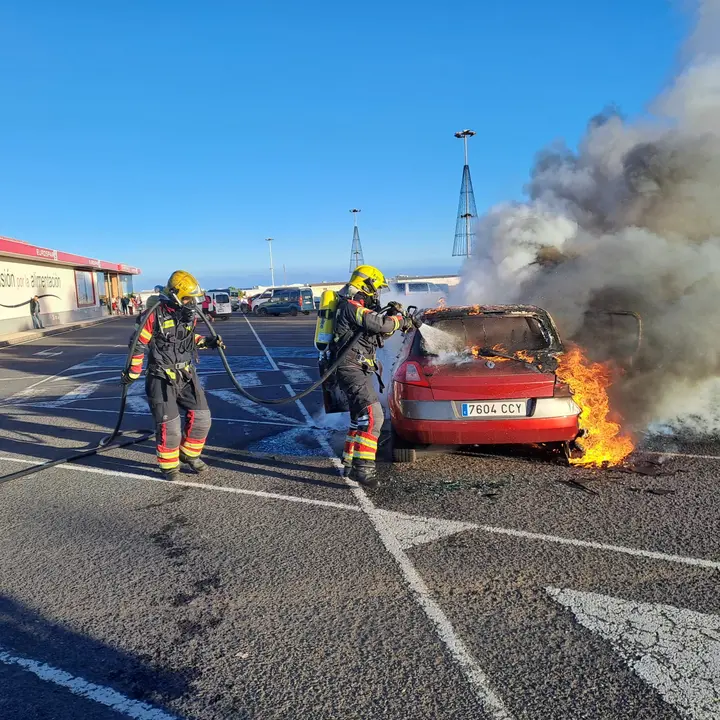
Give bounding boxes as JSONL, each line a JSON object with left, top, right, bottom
{"left": 348, "top": 265, "right": 388, "bottom": 295}
{"left": 164, "top": 270, "right": 204, "bottom": 304}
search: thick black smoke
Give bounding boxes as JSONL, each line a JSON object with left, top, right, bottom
{"left": 458, "top": 0, "right": 720, "bottom": 432}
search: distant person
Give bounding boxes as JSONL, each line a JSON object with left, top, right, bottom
{"left": 30, "top": 296, "right": 43, "bottom": 329}
{"left": 121, "top": 296, "right": 129, "bottom": 315}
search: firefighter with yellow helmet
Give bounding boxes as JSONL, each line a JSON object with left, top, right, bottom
{"left": 331, "top": 265, "right": 413, "bottom": 489}
{"left": 120, "top": 270, "right": 224, "bottom": 480}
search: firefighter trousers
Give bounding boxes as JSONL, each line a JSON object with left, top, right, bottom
{"left": 146, "top": 368, "right": 212, "bottom": 472}
{"left": 336, "top": 363, "right": 383, "bottom": 468}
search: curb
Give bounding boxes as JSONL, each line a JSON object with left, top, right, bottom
{"left": 0, "top": 315, "right": 124, "bottom": 348}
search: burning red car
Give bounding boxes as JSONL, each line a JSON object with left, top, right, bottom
{"left": 389, "top": 305, "right": 583, "bottom": 463}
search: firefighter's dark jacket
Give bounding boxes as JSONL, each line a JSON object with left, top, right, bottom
{"left": 127, "top": 302, "right": 207, "bottom": 380}
{"left": 332, "top": 294, "right": 401, "bottom": 366}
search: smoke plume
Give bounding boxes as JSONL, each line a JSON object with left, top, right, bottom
{"left": 457, "top": 0, "right": 720, "bottom": 433}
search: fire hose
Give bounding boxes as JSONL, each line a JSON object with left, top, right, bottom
{"left": 194, "top": 304, "right": 390, "bottom": 405}
{"left": 0, "top": 300, "right": 161, "bottom": 485}
{"left": 0, "top": 301, "right": 419, "bottom": 483}
{"left": 0, "top": 294, "right": 60, "bottom": 309}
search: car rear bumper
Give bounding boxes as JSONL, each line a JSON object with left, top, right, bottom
{"left": 391, "top": 397, "right": 581, "bottom": 445}
{"left": 393, "top": 414, "right": 580, "bottom": 445}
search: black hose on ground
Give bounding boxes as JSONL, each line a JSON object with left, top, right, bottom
{"left": 195, "top": 305, "right": 365, "bottom": 406}
{"left": 0, "top": 299, "right": 387, "bottom": 483}
{"left": 0, "top": 303, "right": 160, "bottom": 485}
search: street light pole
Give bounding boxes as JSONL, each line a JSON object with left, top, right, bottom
{"left": 266, "top": 238, "right": 275, "bottom": 287}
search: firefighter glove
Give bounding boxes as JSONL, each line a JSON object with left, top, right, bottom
{"left": 120, "top": 370, "right": 138, "bottom": 385}
{"left": 400, "top": 316, "right": 415, "bottom": 332}
{"left": 388, "top": 301, "right": 403, "bottom": 315}
{"left": 204, "top": 335, "right": 225, "bottom": 350}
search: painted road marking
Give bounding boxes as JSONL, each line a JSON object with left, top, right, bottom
{"left": 246, "top": 426, "right": 331, "bottom": 456}
{"left": 0, "top": 457, "right": 361, "bottom": 512}
{"left": 206, "top": 388, "right": 302, "bottom": 425}
{"left": 376, "top": 510, "right": 477, "bottom": 550}
{"left": 2, "top": 405, "right": 303, "bottom": 428}
{"left": 33, "top": 348, "right": 63, "bottom": 357}
{"left": 68, "top": 353, "right": 274, "bottom": 372}
{"left": 281, "top": 363, "right": 313, "bottom": 385}
{"left": 126, "top": 382, "right": 149, "bottom": 413}
{"left": 644, "top": 450, "right": 720, "bottom": 461}
{"left": 547, "top": 587, "right": 720, "bottom": 720}
{"left": 0, "top": 645, "right": 178, "bottom": 720}
{"left": 51, "top": 369, "right": 119, "bottom": 381}
{"left": 1, "top": 430, "right": 718, "bottom": 571}
{"left": 242, "top": 315, "right": 514, "bottom": 719}
{"left": 25, "top": 383, "right": 100, "bottom": 408}
{"left": 475, "top": 525, "right": 720, "bottom": 571}
{"left": 268, "top": 347, "right": 318, "bottom": 358}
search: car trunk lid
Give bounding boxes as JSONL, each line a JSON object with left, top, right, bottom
{"left": 422, "top": 358, "right": 556, "bottom": 400}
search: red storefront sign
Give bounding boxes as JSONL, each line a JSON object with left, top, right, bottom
{"left": 0, "top": 236, "right": 140, "bottom": 274}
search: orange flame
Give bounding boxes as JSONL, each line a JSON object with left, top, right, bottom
{"left": 556, "top": 344, "right": 634, "bottom": 467}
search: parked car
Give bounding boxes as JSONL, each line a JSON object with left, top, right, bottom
{"left": 256, "top": 287, "right": 315, "bottom": 316}
{"left": 389, "top": 305, "right": 582, "bottom": 463}
{"left": 251, "top": 288, "right": 276, "bottom": 313}
{"left": 205, "top": 290, "right": 233, "bottom": 320}
{"left": 246, "top": 294, "right": 261, "bottom": 313}
{"left": 253, "top": 286, "right": 313, "bottom": 315}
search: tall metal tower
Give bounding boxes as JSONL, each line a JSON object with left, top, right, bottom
{"left": 452, "top": 129, "right": 477, "bottom": 257}
{"left": 349, "top": 209, "right": 365, "bottom": 271}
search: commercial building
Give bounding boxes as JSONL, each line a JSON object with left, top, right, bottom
{"left": 0, "top": 235, "right": 141, "bottom": 334}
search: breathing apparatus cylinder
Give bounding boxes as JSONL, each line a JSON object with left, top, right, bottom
{"left": 314, "top": 289, "right": 339, "bottom": 351}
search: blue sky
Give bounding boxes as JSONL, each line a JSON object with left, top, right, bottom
{"left": 0, "top": 0, "right": 687, "bottom": 290}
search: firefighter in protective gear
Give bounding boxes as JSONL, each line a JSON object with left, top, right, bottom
{"left": 120, "top": 270, "right": 225, "bottom": 481}
{"left": 331, "top": 265, "right": 413, "bottom": 489}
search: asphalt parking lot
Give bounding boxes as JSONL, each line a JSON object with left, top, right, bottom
{"left": 0, "top": 314, "right": 718, "bottom": 720}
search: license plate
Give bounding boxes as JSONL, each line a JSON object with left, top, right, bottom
{"left": 461, "top": 401, "right": 527, "bottom": 418}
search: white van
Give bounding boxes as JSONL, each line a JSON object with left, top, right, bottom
{"left": 390, "top": 280, "right": 450, "bottom": 297}
{"left": 206, "top": 290, "right": 233, "bottom": 320}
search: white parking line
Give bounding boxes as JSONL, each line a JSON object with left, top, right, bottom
{"left": 478, "top": 525, "right": 720, "bottom": 571}
{"left": 0, "top": 645, "right": 177, "bottom": 719}
{"left": 0, "top": 457, "right": 361, "bottom": 512}
{"left": 3, "top": 445, "right": 719, "bottom": 572}
{"left": 2, "top": 405, "right": 305, "bottom": 428}
{"left": 547, "top": 588, "right": 720, "bottom": 719}
{"left": 644, "top": 450, "right": 720, "bottom": 461}
{"left": 242, "top": 315, "right": 514, "bottom": 720}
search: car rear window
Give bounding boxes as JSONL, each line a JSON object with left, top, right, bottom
{"left": 215, "top": 294, "right": 229, "bottom": 303}
{"left": 418, "top": 315, "right": 550, "bottom": 355}
{"left": 301, "top": 290, "right": 313, "bottom": 303}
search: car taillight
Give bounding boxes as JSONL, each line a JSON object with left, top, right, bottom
{"left": 553, "top": 378, "right": 573, "bottom": 397}
{"left": 394, "top": 361, "right": 430, "bottom": 387}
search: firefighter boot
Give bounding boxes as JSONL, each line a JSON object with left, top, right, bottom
{"left": 179, "top": 452, "right": 209, "bottom": 473}
{"left": 161, "top": 467, "right": 181, "bottom": 482}
{"left": 349, "top": 460, "right": 379, "bottom": 490}
{"left": 341, "top": 463, "right": 353, "bottom": 478}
